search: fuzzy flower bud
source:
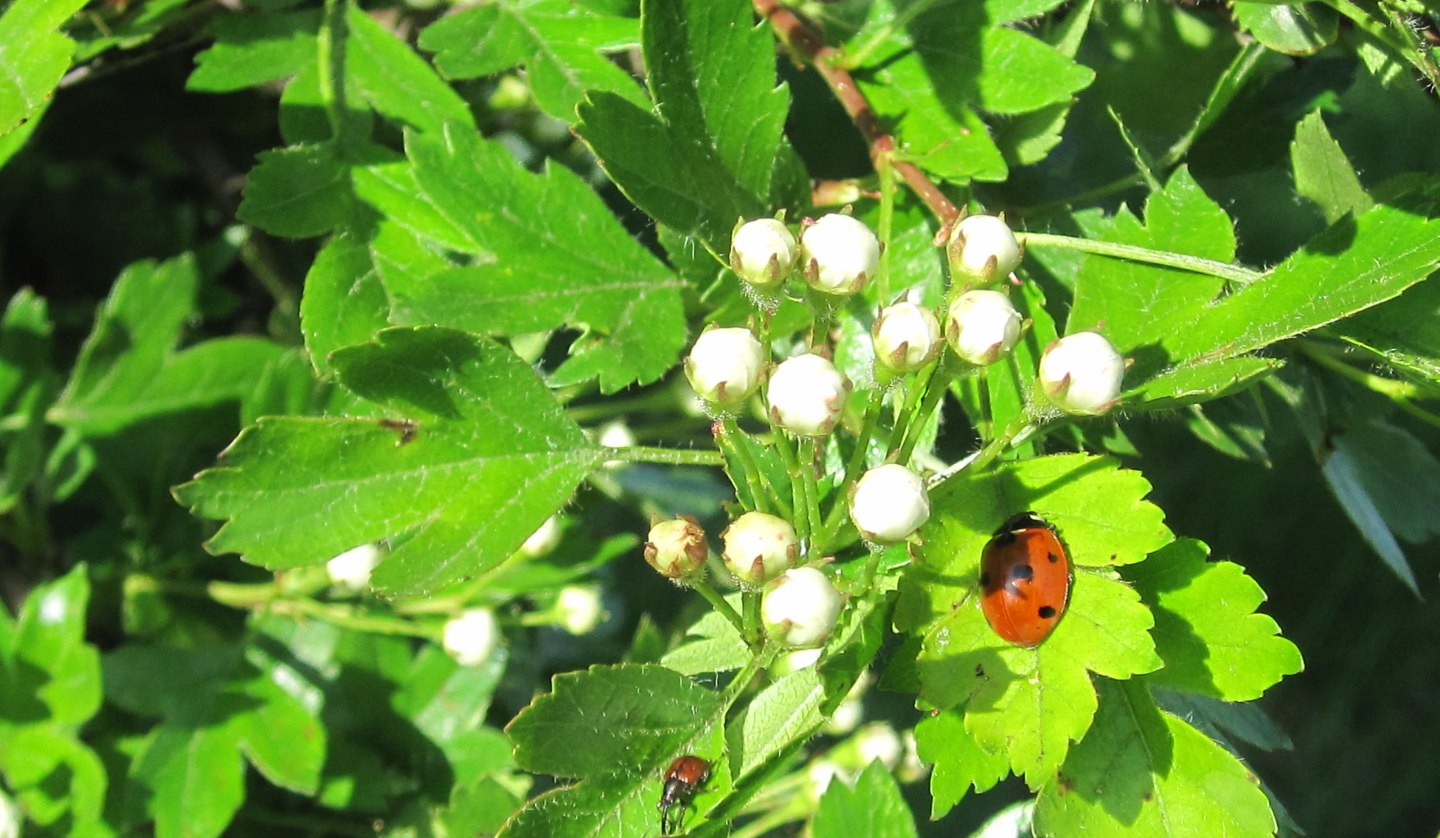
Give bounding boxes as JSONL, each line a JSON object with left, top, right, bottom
{"left": 872, "top": 302, "right": 943, "bottom": 373}
{"left": 556, "top": 585, "right": 604, "bottom": 635}
{"left": 521, "top": 515, "right": 563, "bottom": 557}
{"left": 442, "top": 608, "right": 500, "bottom": 667}
{"left": 947, "top": 213, "right": 1022, "bottom": 282}
{"left": 731, "top": 218, "right": 797, "bottom": 287}
{"left": 1038, "top": 331, "right": 1126, "bottom": 415}
{"left": 762, "top": 567, "right": 843, "bottom": 648}
{"left": 849, "top": 464, "right": 930, "bottom": 544}
{"left": 799, "top": 214, "right": 881, "bottom": 295}
{"left": 326, "top": 544, "right": 383, "bottom": 591}
{"left": 767, "top": 354, "right": 851, "bottom": 436}
{"left": 685, "top": 327, "right": 765, "bottom": 408}
{"left": 721, "top": 511, "right": 799, "bottom": 586}
{"left": 946, "top": 289, "right": 1022, "bottom": 366}
{"left": 645, "top": 516, "right": 708, "bottom": 580}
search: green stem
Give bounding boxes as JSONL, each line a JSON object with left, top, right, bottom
{"left": 741, "top": 591, "right": 764, "bottom": 653}
{"left": 797, "top": 437, "right": 823, "bottom": 556}
{"left": 719, "top": 419, "right": 784, "bottom": 515}
{"left": 815, "top": 388, "right": 883, "bottom": 553}
{"left": 691, "top": 575, "right": 751, "bottom": 646}
{"left": 976, "top": 364, "right": 994, "bottom": 443}
{"left": 316, "top": 0, "right": 349, "bottom": 145}
{"left": 721, "top": 642, "right": 777, "bottom": 711}
{"left": 771, "top": 431, "right": 809, "bottom": 540}
{"left": 896, "top": 362, "right": 955, "bottom": 464}
{"left": 1020, "top": 232, "right": 1263, "bottom": 285}
{"left": 605, "top": 445, "right": 724, "bottom": 467}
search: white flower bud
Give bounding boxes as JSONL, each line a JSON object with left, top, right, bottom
{"left": 872, "top": 302, "right": 942, "bottom": 373}
{"left": 557, "top": 585, "right": 604, "bottom": 635}
{"left": 767, "top": 353, "right": 851, "bottom": 436}
{"left": 948, "top": 213, "right": 1022, "bottom": 281}
{"left": 597, "top": 421, "right": 635, "bottom": 449}
{"left": 442, "top": 608, "right": 500, "bottom": 666}
{"left": 521, "top": 515, "right": 563, "bottom": 557}
{"left": 685, "top": 327, "right": 766, "bottom": 408}
{"left": 799, "top": 214, "right": 881, "bottom": 295}
{"left": 721, "top": 511, "right": 799, "bottom": 586}
{"left": 730, "top": 218, "right": 797, "bottom": 287}
{"left": 946, "top": 289, "right": 1022, "bottom": 366}
{"left": 326, "top": 544, "right": 383, "bottom": 591}
{"left": 761, "top": 566, "right": 843, "bottom": 648}
{"left": 1038, "top": 331, "right": 1126, "bottom": 416}
{"left": 0, "top": 787, "right": 20, "bottom": 838}
{"left": 849, "top": 464, "right": 930, "bottom": 544}
{"left": 855, "top": 723, "right": 904, "bottom": 770}
{"left": 645, "top": 516, "right": 708, "bottom": 580}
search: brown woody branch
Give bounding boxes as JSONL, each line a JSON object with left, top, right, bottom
{"left": 754, "top": 0, "right": 960, "bottom": 228}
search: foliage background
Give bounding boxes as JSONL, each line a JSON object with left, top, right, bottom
{"left": 2, "top": 0, "right": 1439, "bottom": 835}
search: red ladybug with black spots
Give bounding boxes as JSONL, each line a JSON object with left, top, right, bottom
{"left": 979, "top": 512, "right": 1072, "bottom": 647}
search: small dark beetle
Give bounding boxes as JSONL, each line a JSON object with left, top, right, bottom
{"left": 658, "top": 755, "right": 710, "bottom": 834}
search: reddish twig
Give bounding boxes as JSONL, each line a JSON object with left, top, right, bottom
{"left": 754, "top": 0, "right": 960, "bottom": 227}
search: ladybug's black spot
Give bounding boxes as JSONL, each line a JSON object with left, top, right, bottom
{"left": 1038, "top": 605, "right": 1056, "bottom": 619}
{"left": 1047, "top": 551, "right": 1060, "bottom": 564}
{"left": 993, "top": 530, "right": 1018, "bottom": 546}
{"left": 1009, "top": 563, "right": 1033, "bottom": 582}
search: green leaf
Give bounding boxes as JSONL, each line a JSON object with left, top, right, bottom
{"left": 105, "top": 643, "right": 327, "bottom": 838}
{"left": 418, "top": 0, "right": 644, "bottom": 122}
{"left": 727, "top": 668, "right": 827, "bottom": 781}
{"left": 299, "top": 233, "right": 393, "bottom": 377}
{"left": 904, "top": 455, "right": 1168, "bottom": 784}
{"left": 0, "top": 0, "right": 88, "bottom": 137}
{"left": 1319, "top": 422, "right": 1432, "bottom": 591}
{"left": 855, "top": 49, "right": 1008, "bottom": 184}
{"left": 1233, "top": 1, "right": 1337, "bottom": 56}
{"left": 1035, "top": 679, "right": 1276, "bottom": 836}
{"left": 575, "top": 0, "right": 790, "bottom": 252}
{"left": 345, "top": 4, "right": 475, "bottom": 134}
{"left": 1153, "top": 689, "right": 1293, "bottom": 753}
{"left": 811, "top": 760, "right": 918, "bottom": 838}
{"left": 660, "top": 609, "right": 749, "bottom": 675}
{"left": 1067, "top": 166, "right": 1235, "bottom": 363}
{"left": 130, "top": 722, "right": 246, "bottom": 838}
{"left": 502, "top": 664, "right": 729, "bottom": 837}
{"left": 509, "top": 664, "right": 724, "bottom": 778}
{"left": 0, "top": 724, "right": 109, "bottom": 829}
{"left": 914, "top": 709, "right": 1009, "bottom": 819}
{"left": 49, "top": 255, "right": 289, "bottom": 436}
{"left": 1334, "top": 278, "right": 1440, "bottom": 391}
{"left": 238, "top": 143, "right": 355, "bottom": 238}
{"left": 1126, "top": 356, "right": 1284, "bottom": 410}
{"left": 1125, "top": 540, "right": 1302, "bottom": 700}
{"left": 992, "top": 0, "right": 1097, "bottom": 167}
{"left": 175, "top": 328, "right": 601, "bottom": 597}
{"left": 187, "top": 10, "right": 319, "bottom": 92}
{"left": 362, "top": 125, "right": 688, "bottom": 392}
{"left": 2, "top": 565, "right": 101, "bottom": 726}
{"left": 1290, "top": 110, "right": 1372, "bottom": 224}
{"left": 0, "top": 289, "right": 53, "bottom": 513}
{"left": 1165, "top": 200, "right": 1440, "bottom": 364}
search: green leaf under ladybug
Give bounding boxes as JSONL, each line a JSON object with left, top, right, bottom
{"left": 901, "top": 453, "right": 1169, "bottom": 785}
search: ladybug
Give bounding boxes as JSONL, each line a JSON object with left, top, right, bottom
{"left": 979, "top": 512, "right": 1071, "bottom": 647}
{"left": 658, "top": 755, "right": 710, "bottom": 834}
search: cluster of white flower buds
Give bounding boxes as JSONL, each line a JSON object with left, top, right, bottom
{"left": 643, "top": 209, "right": 1128, "bottom": 653}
